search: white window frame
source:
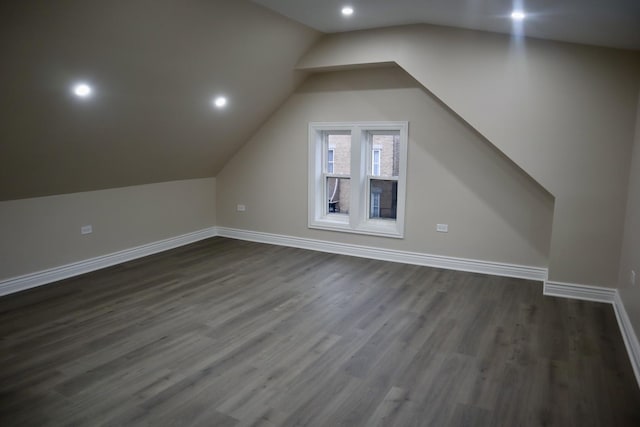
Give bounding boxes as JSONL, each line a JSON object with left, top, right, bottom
{"left": 308, "top": 121, "right": 408, "bottom": 238}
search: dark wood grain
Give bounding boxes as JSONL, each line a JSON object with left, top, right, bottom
{"left": 1, "top": 237, "right": 638, "bottom": 426}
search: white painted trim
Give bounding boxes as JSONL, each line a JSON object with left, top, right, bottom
{"left": 613, "top": 292, "right": 640, "bottom": 389}
{"left": 216, "top": 227, "right": 547, "bottom": 281}
{"left": 543, "top": 280, "right": 640, "bottom": 388}
{"left": 3, "top": 224, "right": 637, "bottom": 388}
{"left": 0, "top": 227, "right": 217, "bottom": 297}
{"left": 543, "top": 280, "right": 616, "bottom": 303}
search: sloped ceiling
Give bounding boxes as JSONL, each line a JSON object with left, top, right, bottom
{"left": 294, "top": 24, "right": 640, "bottom": 287}
{"left": 254, "top": 0, "right": 640, "bottom": 50}
{"left": 0, "top": 0, "right": 320, "bottom": 201}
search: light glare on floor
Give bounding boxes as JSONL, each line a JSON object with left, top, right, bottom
{"left": 511, "top": 11, "right": 526, "bottom": 20}
{"left": 341, "top": 6, "right": 354, "bottom": 16}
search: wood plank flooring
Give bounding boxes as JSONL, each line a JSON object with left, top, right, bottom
{"left": 1, "top": 237, "right": 639, "bottom": 426}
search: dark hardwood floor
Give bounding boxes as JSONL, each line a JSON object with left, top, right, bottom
{"left": 1, "top": 237, "right": 639, "bottom": 426}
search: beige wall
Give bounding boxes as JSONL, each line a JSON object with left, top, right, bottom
{"left": 298, "top": 25, "right": 640, "bottom": 288}
{"left": 619, "top": 91, "right": 640, "bottom": 336}
{"left": 0, "top": 177, "right": 216, "bottom": 280}
{"left": 217, "top": 67, "right": 554, "bottom": 268}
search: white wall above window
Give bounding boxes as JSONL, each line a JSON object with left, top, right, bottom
{"left": 308, "top": 121, "right": 408, "bottom": 238}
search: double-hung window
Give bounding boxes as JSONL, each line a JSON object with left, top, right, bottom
{"left": 308, "top": 122, "right": 408, "bottom": 238}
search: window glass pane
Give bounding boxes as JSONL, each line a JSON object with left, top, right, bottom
{"left": 369, "top": 179, "right": 397, "bottom": 219}
{"left": 371, "top": 192, "right": 381, "bottom": 217}
{"left": 326, "top": 133, "right": 351, "bottom": 174}
{"left": 372, "top": 149, "right": 380, "bottom": 176}
{"left": 327, "top": 177, "right": 350, "bottom": 214}
{"left": 371, "top": 133, "right": 400, "bottom": 178}
{"left": 327, "top": 149, "right": 334, "bottom": 173}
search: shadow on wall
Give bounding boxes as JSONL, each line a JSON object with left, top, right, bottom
{"left": 414, "top": 81, "right": 555, "bottom": 261}
{"left": 299, "top": 65, "right": 555, "bottom": 262}
{"left": 297, "top": 63, "right": 420, "bottom": 93}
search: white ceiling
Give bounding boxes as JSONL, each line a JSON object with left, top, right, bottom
{"left": 253, "top": 0, "right": 640, "bottom": 50}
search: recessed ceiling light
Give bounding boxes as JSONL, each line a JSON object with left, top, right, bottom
{"left": 341, "top": 6, "right": 354, "bottom": 16}
{"left": 72, "top": 83, "right": 92, "bottom": 98}
{"left": 213, "top": 96, "right": 227, "bottom": 108}
{"left": 511, "top": 11, "right": 526, "bottom": 21}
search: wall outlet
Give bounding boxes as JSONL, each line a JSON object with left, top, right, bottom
{"left": 81, "top": 225, "right": 93, "bottom": 235}
{"left": 436, "top": 223, "right": 448, "bottom": 233}
{"left": 632, "top": 270, "right": 637, "bottom": 286}
{"left": 237, "top": 204, "right": 246, "bottom": 212}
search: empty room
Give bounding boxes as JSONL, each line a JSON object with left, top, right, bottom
{"left": 2, "top": 0, "right": 640, "bottom": 425}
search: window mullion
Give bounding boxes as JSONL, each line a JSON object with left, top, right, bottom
{"left": 349, "top": 127, "right": 362, "bottom": 230}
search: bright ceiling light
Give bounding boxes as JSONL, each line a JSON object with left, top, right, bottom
{"left": 341, "top": 6, "right": 354, "bottom": 16}
{"left": 213, "top": 96, "right": 227, "bottom": 108}
{"left": 511, "top": 11, "right": 526, "bottom": 21}
{"left": 72, "top": 83, "right": 92, "bottom": 98}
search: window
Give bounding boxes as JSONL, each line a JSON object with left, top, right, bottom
{"left": 308, "top": 121, "right": 408, "bottom": 238}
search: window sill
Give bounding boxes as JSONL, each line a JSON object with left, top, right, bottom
{"left": 309, "top": 219, "right": 404, "bottom": 239}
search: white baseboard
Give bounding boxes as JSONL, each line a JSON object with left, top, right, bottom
{"left": 613, "top": 292, "right": 640, "bottom": 389}
{"left": 1, "top": 225, "right": 545, "bottom": 296}
{"left": 0, "top": 227, "right": 217, "bottom": 297}
{"left": 216, "top": 227, "right": 548, "bottom": 281}
{"left": 3, "top": 225, "right": 637, "bottom": 389}
{"left": 544, "top": 280, "right": 640, "bottom": 388}
{"left": 219, "top": 229, "right": 640, "bottom": 389}
{"left": 543, "top": 280, "right": 617, "bottom": 303}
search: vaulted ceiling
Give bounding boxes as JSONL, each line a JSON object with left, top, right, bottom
{"left": 0, "top": 0, "right": 319, "bottom": 200}
{"left": 2, "top": 0, "right": 638, "bottom": 201}
{"left": 254, "top": 0, "right": 640, "bottom": 50}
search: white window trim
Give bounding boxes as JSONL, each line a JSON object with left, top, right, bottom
{"left": 308, "top": 121, "right": 408, "bottom": 239}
